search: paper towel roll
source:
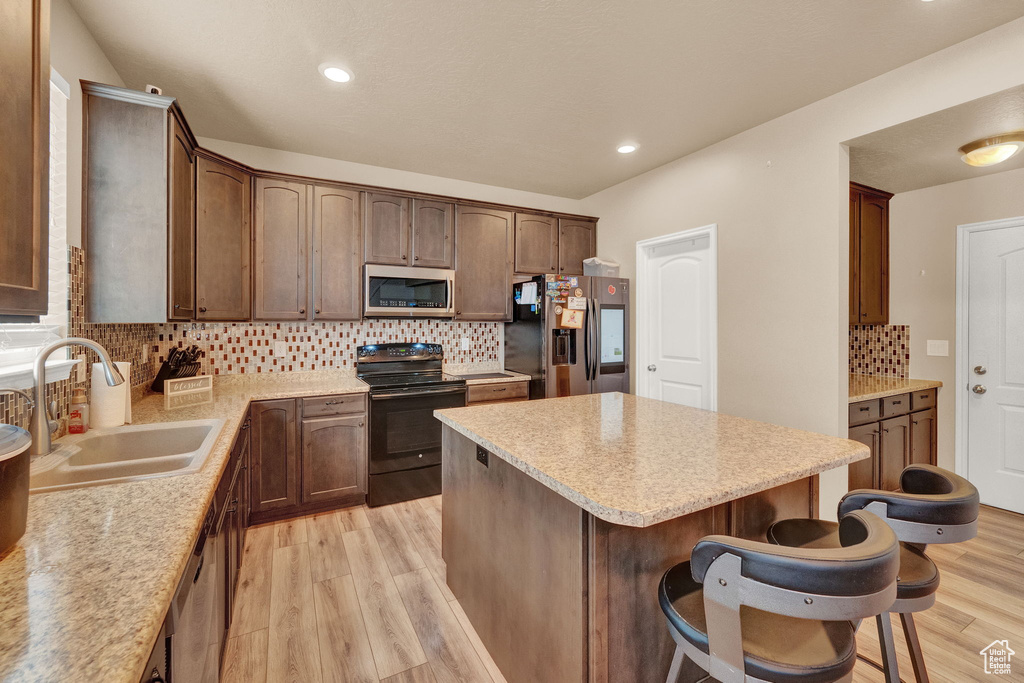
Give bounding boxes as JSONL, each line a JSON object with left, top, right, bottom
{"left": 91, "top": 361, "right": 129, "bottom": 429}
{"left": 118, "top": 362, "right": 131, "bottom": 424}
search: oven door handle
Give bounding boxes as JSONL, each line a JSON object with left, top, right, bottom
{"left": 371, "top": 386, "right": 467, "bottom": 400}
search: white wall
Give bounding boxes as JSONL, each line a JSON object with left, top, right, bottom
{"left": 581, "top": 18, "right": 1024, "bottom": 516}
{"left": 49, "top": 0, "right": 126, "bottom": 247}
{"left": 888, "top": 166, "right": 1024, "bottom": 471}
{"left": 197, "top": 138, "right": 585, "bottom": 216}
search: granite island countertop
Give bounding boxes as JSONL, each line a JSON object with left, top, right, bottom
{"left": 0, "top": 371, "right": 369, "bottom": 683}
{"left": 849, "top": 374, "right": 943, "bottom": 402}
{"left": 435, "top": 392, "right": 868, "bottom": 528}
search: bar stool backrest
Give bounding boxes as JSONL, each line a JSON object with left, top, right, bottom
{"left": 839, "top": 465, "right": 980, "bottom": 545}
{"left": 689, "top": 510, "right": 899, "bottom": 682}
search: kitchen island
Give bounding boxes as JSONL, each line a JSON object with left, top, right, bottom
{"left": 435, "top": 392, "right": 868, "bottom": 683}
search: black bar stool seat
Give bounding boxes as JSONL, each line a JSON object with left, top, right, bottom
{"left": 768, "top": 518, "right": 939, "bottom": 601}
{"left": 660, "top": 562, "right": 858, "bottom": 683}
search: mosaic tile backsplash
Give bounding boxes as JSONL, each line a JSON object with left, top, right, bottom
{"left": 2, "top": 247, "right": 501, "bottom": 432}
{"left": 849, "top": 324, "right": 910, "bottom": 378}
{"left": 152, "top": 320, "right": 500, "bottom": 376}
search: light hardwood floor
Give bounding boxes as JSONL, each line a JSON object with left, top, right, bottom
{"left": 223, "top": 500, "right": 1024, "bottom": 682}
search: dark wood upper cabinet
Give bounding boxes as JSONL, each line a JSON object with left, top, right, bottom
{"left": 168, "top": 118, "right": 195, "bottom": 320}
{"left": 558, "top": 218, "right": 596, "bottom": 276}
{"left": 313, "top": 184, "right": 362, "bottom": 320}
{"left": 850, "top": 182, "right": 892, "bottom": 325}
{"left": 412, "top": 199, "right": 454, "bottom": 268}
{"left": 0, "top": 0, "right": 49, "bottom": 317}
{"left": 249, "top": 399, "right": 300, "bottom": 516}
{"left": 515, "top": 213, "right": 559, "bottom": 275}
{"left": 300, "top": 414, "right": 367, "bottom": 504}
{"left": 195, "top": 154, "right": 251, "bottom": 320}
{"left": 253, "top": 177, "right": 310, "bottom": 320}
{"left": 81, "top": 82, "right": 197, "bottom": 323}
{"left": 364, "top": 192, "right": 411, "bottom": 265}
{"left": 455, "top": 206, "right": 513, "bottom": 321}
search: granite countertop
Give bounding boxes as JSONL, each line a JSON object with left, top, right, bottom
{"left": 0, "top": 371, "right": 369, "bottom": 683}
{"left": 435, "top": 392, "right": 867, "bottom": 528}
{"left": 849, "top": 374, "right": 943, "bottom": 402}
{"left": 459, "top": 369, "right": 531, "bottom": 386}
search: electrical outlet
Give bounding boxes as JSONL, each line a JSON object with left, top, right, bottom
{"left": 461, "top": 337, "right": 470, "bottom": 351}
{"left": 926, "top": 340, "right": 949, "bottom": 357}
{"left": 274, "top": 341, "right": 288, "bottom": 357}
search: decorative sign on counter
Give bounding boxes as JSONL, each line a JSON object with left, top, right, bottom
{"left": 163, "top": 375, "right": 214, "bottom": 410}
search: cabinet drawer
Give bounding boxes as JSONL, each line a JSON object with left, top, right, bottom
{"left": 881, "top": 393, "right": 911, "bottom": 418}
{"left": 467, "top": 381, "right": 529, "bottom": 404}
{"left": 301, "top": 393, "right": 367, "bottom": 417}
{"left": 911, "top": 388, "right": 936, "bottom": 411}
{"left": 849, "top": 399, "right": 880, "bottom": 426}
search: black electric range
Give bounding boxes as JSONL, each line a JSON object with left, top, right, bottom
{"left": 357, "top": 343, "right": 467, "bottom": 506}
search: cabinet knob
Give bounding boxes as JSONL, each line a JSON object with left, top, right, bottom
{"left": 199, "top": 307, "right": 207, "bottom": 313}
{"left": 456, "top": 310, "right": 462, "bottom": 315}
{"left": 174, "top": 304, "right": 180, "bottom": 309}
{"left": 402, "top": 255, "right": 407, "bottom": 260}
{"left": 358, "top": 422, "right": 364, "bottom": 427}
{"left": 315, "top": 309, "right": 321, "bottom": 314}
{"left": 299, "top": 308, "right": 306, "bottom": 314}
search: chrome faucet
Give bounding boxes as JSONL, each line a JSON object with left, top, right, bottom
{"left": 29, "top": 337, "right": 125, "bottom": 456}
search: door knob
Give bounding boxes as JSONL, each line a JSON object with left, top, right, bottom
{"left": 972, "top": 384, "right": 987, "bottom": 395}
{"left": 974, "top": 365, "right": 987, "bottom": 375}
{"left": 647, "top": 364, "right": 657, "bottom": 372}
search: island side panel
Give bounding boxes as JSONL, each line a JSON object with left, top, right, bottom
{"left": 588, "top": 476, "right": 815, "bottom": 683}
{"left": 441, "top": 425, "right": 587, "bottom": 683}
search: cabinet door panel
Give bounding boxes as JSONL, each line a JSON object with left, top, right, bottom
{"left": 515, "top": 213, "right": 558, "bottom": 275}
{"left": 909, "top": 408, "right": 936, "bottom": 467}
{"left": 254, "top": 177, "right": 309, "bottom": 320}
{"left": 196, "top": 156, "right": 252, "bottom": 320}
{"left": 301, "top": 414, "right": 367, "bottom": 504}
{"left": 455, "top": 206, "right": 513, "bottom": 321}
{"left": 249, "top": 399, "right": 299, "bottom": 513}
{"left": 849, "top": 190, "right": 859, "bottom": 324}
{"left": 848, "top": 422, "right": 879, "bottom": 491}
{"left": 0, "top": 0, "right": 48, "bottom": 316}
{"left": 412, "top": 199, "right": 454, "bottom": 268}
{"left": 313, "top": 185, "right": 361, "bottom": 320}
{"left": 879, "top": 414, "right": 910, "bottom": 491}
{"left": 168, "top": 117, "right": 195, "bottom": 320}
{"left": 558, "top": 219, "right": 595, "bottom": 277}
{"left": 364, "top": 192, "right": 410, "bottom": 265}
{"left": 856, "top": 192, "right": 889, "bottom": 324}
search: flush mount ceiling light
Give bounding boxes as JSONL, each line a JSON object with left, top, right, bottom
{"left": 959, "top": 133, "right": 1024, "bottom": 167}
{"left": 617, "top": 144, "right": 638, "bottom": 154}
{"left": 318, "top": 63, "right": 352, "bottom": 83}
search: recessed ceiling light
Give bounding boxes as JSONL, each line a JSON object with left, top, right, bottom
{"left": 959, "top": 133, "right": 1024, "bottom": 167}
{"left": 617, "top": 144, "right": 637, "bottom": 154}
{"left": 318, "top": 63, "right": 352, "bottom": 83}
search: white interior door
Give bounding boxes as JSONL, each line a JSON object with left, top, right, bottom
{"left": 964, "top": 222, "right": 1024, "bottom": 514}
{"left": 637, "top": 227, "right": 716, "bottom": 409}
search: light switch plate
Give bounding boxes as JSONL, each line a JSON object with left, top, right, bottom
{"left": 927, "top": 340, "right": 949, "bottom": 357}
{"left": 274, "top": 341, "right": 288, "bottom": 357}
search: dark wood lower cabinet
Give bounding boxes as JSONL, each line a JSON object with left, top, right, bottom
{"left": 301, "top": 414, "right": 367, "bottom": 505}
{"left": 848, "top": 389, "right": 938, "bottom": 492}
{"left": 847, "top": 422, "right": 879, "bottom": 491}
{"left": 249, "top": 394, "right": 368, "bottom": 524}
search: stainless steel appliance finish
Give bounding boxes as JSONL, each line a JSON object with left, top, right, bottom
{"left": 357, "top": 343, "right": 467, "bottom": 506}
{"left": 505, "top": 275, "right": 630, "bottom": 399}
{"left": 363, "top": 264, "right": 455, "bottom": 318}
{"left": 167, "top": 503, "right": 219, "bottom": 683}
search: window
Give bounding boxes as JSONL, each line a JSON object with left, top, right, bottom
{"left": 0, "top": 70, "right": 73, "bottom": 386}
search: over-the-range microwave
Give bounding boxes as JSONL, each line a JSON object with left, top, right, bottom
{"left": 363, "top": 264, "right": 456, "bottom": 318}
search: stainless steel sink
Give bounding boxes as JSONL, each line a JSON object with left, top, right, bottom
{"left": 29, "top": 419, "right": 224, "bottom": 493}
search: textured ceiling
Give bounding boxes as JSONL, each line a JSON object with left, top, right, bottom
{"left": 68, "top": 0, "right": 1024, "bottom": 199}
{"left": 848, "top": 85, "right": 1024, "bottom": 194}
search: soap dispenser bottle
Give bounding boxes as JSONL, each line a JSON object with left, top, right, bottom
{"left": 68, "top": 388, "right": 89, "bottom": 434}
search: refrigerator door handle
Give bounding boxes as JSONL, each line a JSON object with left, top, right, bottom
{"left": 589, "top": 298, "right": 599, "bottom": 381}
{"left": 583, "top": 299, "right": 592, "bottom": 381}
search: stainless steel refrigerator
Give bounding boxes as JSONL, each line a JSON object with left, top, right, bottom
{"left": 505, "top": 275, "right": 629, "bottom": 399}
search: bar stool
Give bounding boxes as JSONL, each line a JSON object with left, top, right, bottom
{"left": 659, "top": 509, "right": 900, "bottom": 683}
{"left": 767, "top": 465, "right": 980, "bottom": 683}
